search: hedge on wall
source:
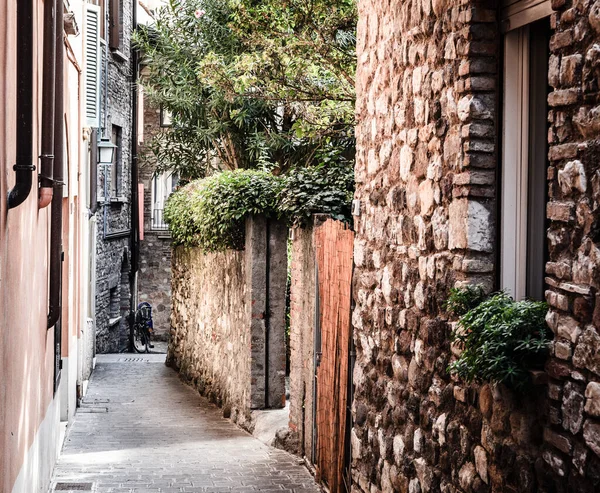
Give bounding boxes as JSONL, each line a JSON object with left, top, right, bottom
{"left": 165, "top": 163, "right": 355, "bottom": 249}
{"left": 164, "top": 169, "right": 284, "bottom": 251}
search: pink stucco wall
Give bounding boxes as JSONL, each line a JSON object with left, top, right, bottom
{"left": 0, "top": 1, "right": 83, "bottom": 490}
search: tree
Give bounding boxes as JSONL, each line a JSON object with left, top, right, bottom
{"left": 134, "top": 0, "right": 356, "bottom": 180}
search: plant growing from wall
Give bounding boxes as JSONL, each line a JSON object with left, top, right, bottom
{"left": 164, "top": 169, "right": 283, "bottom": 250}
{"left": 447, "top": 287, "right": 550, "bottom": 391}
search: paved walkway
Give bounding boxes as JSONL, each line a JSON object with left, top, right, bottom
{"left": 50, "top": 353, "right": 321, "bottom": 493}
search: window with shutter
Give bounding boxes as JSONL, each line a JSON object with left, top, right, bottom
{"left": 84, "top": 4, "right": 101, "bottom": 128}
{"left": 109, "top": 0, "right": 123, "bottom": 51}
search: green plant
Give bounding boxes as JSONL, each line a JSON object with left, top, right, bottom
{"left": 134, "top": 0, "right": 357, "bottom": 178}
{"left": 446, "top": 284, "right": 486, "bottom": 317}
{"left": 448, "top": 289, "right": 550, "bottom": 391}
{"left": 278, "top": 151, "right": 354, "bottom": 227}
{"left": 164, "top": 169, "right": 283, "bottom": 250}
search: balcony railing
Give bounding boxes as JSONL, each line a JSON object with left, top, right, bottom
{"left": 151, "top": 208, "right": 169, "bottom": 231}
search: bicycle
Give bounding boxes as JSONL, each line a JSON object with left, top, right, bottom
{"left": 131, "top": 302, "right": 155, "bottom": 353}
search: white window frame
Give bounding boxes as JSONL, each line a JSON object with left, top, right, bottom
{"left": 500, "top": 4, "right": 550, "bottom": 300}
{"left": 501, "top": 27, "right": 530, "bottom": 300}
{"left": 151, "top": 171, "right": 179, "bottom": 230}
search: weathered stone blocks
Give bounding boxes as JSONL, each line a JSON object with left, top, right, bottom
{"left": 167, "top": 217, "right": 287, "bottom": 428}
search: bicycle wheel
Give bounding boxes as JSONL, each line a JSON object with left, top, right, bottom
{"left": 132, "top": 323, "right": 148, "bottom": 353}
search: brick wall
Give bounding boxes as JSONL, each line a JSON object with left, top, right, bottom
{"left": 167, "top": 217, "right": 288, "bottom": 429}
{"left": 352, "top": 0, "right": 599, "bottom": 492}
{"left": 137, "top": 95, "right": 172, "bottom": 340}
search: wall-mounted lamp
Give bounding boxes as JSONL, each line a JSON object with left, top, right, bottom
{"left": 98, "top": 139, "right": 117, "bottom": 166}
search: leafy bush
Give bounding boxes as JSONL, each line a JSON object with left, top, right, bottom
{"left": 446, "top": 285, "right": 487, "bottom": 316}
{"left": 448, "top": 288, "right": 550, "bottom": 391}
{"left": 278, "top": 153, "right": 354, "bottom": 227}
{"left": 164, "top": 169, "right": 283, "bottom": 250}
{"left": 165, "top": 155, "right": 355, "bottom": 248}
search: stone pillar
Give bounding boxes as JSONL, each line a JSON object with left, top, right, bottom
{"left": 267, "top": 219, "right": 288, "bottom": 408}
{"left": 246, "top": 216, "right": 288, "bottom": 409}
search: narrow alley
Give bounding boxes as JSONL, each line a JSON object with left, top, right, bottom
{"left": 50, "top": 352, "right": 321, "bottom": 493}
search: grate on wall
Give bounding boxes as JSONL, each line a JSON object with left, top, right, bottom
{"left": 53, "top": 482, "right": 94, "bottom": 491}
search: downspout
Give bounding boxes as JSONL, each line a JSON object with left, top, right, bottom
{"left": 7, "top": 0, "right": 35, "bottom": 209}
{"left": 90, "top": 129, "right": 98, "bottom": 214}
{"left": 48, "top": 4, "right": 64, "bottom": 329}
{"left": 39, "top": 0, "right": 57, "bottom": 209}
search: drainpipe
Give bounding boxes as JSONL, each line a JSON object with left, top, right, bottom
{"left": 90, "top": 129, "right": 98, "bottom": 214}
{"left": 48, "top": 4, "right": 64, "bottom": 329}
{"left": 7, "top": 0, "right": 35, "bottom": 209}
{"left": 39, "top": 0, "right": 57, "bottom": 209}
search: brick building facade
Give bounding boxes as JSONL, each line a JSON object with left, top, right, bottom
{"left": 352, "top": 0, "right": 600, "bottom": 491}
{"left": 137, "top": 96, "right": 173, "bottom": 340}
{"left": 94, "top": 0, "right": 135, "bottom": 353}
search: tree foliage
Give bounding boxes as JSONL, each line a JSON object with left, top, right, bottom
{"left": 134, "top": 0, "right": 357, "bottom": 179}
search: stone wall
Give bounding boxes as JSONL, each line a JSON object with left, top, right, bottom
{"left": 137, "top": 94, "right": 172, "bottom": 340}
{"left": 95, "top": 0, "right": 134, "bottom": 353}
{"left": 353, "top": 0, "right": 599, "bottom": 492}
{"left": 288, "top": 220, "right": 318, "bottom": 459}
{"left": 543, "top": 0, "right": 600, "bottom": 486}
{"left": 167, "top": 217, "right": 288, "bottom": 427}
{"left": 168, "top": 246, "right": 251, "bottom": 422}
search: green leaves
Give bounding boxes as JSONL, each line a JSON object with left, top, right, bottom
{"left": 448, "top": 288, "right": 551, "bottom": 392}
{"left": 278, "top": 150, "right": 354, "bottom": 227}
{"left": 164, "top": 157, "right": 354, "bottom": 249}
{"left": 164, "top": 169, "right": 284, "bottom": 251}
{"left": 134, "top": 0, "right": 357, "bottom": 178}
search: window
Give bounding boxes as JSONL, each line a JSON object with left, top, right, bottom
{"left": 500, "top": 13, "right": 551, "bottom": 301}
{"left": 85, "top": 3, "right": 101, "bottom": 127}
{"left": 109, "top": 0, "right": 123, "bottom": 52}
{"left": 111, "top": 125, "right": 122, "bottom": 198}
{"left": 151, "top": 171, "right": 179, "bottom": 230}
{"left": 160, "top": 106, "right": 173, "bottom": 127}
{"left": 89, "top": 0, "right": 106, "bottom": 40}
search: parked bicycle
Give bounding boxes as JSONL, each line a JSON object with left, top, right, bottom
{"left": 131, "top": 302, "right": 155, "bottom": 353}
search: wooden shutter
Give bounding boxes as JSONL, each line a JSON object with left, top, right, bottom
{"left": 109, "top": 0, "right": 121, "bottom": 50}
{"left": 85, "top": 4, "right": 101, "bottom": 128}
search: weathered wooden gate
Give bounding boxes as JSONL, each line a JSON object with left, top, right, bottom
{"left": 314, "top": 219, "right": 354, "bottom": 493}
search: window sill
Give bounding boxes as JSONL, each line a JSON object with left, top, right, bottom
{"left": 111, "top": 49, "right": 128, "bottom": 64}
{"left": 108, "top": 316, "right": 122, "bottom": 327}
{"left": 110, "top": 196, "right": 128, "bottom": 204}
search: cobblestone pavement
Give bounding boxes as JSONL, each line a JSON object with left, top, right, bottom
{"left": 50, "top": 354, "right": 321, "bottom": 493}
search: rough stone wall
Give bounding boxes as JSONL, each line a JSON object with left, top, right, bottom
{"left": 167, "top": 217, "right": 288, "bottom": 427}
{"left": 167, "top": 246, "right": 251, "bottom": 423}
{"left": 137, "top": 96, "right": 172, "bottom": 340}
{"left": 542, "top": 0, "right": 600, "bottom": 486}
{"left": 289, "top": 222, "right": 318, "bottom": 459}
{"left": 353, "top": 1, "right": 600, "bottom": 492}
{"left": 95, "top": 0, "right": 134, "bottom": 353}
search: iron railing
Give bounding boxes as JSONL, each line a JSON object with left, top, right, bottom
{"left": 151, "top": 208, "right": 169, "bottom": 230}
